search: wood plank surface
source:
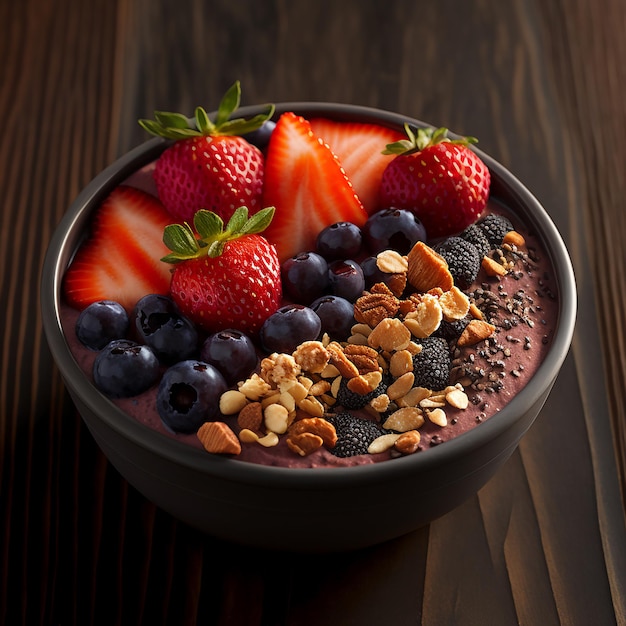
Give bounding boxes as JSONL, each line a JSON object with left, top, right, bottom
{"left": 1, "top": 0, "right": 626, "bottom": 624}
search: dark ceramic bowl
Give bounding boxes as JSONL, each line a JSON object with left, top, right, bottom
{"left": 41, "top": 103, "right": 576, "bottom": 552}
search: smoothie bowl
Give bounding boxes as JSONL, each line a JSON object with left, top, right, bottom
{"left": 41, "top": 86, "right": 576, "bottom": 551}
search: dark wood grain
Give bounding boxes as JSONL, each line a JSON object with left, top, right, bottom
{"left": 2, "top": 0, "right": 626, "bottom": 624}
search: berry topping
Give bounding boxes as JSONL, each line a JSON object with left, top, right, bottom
{"left": 63, "top": 185, "right": 173, "bottom": 312}
{"left": 93, "top": 340, "right": 160, "bottom": 398}
{"left": 316, "top": 221, "right": 363, "bottom": 261}
{"left": 336, "top": 377, "right": 387, "bottom": 410}
{"left": 259, "top": 304, "right": 322, "bottom": 354}
{"left": 476, "top": 214, "right": 514, "bottom": 247}
{"left": 261, "top": 112, "right": 369, "bottom": 262}
{"left": 200, "top": 329, "right": 258, "bottom": 386}
{"left": 362, "top": 208, "right": 427, "bottom": 255}
{"left": 281, "top": 252, "right": 330, "bottom": 305}
{"left": 157, "top": 360, "right": 228, "bottom": 433}
{"left": 434, "top": 237, "right": 481, "bottom": 290}
{"left": 328, "top": 259, "right": 366, "bottom": 302}
{"left": 309, "top": 118, "right": 405, "bottom": 213}
{"left": 75, "top": 300, "right": 129, "bottom": 351}
{"left": 139, "top": 81, "right": 274, "bottom": 223}
{"left": 460, "top": 223, "right": 491, "bottom": 259}
{"left": 380, "top": 126, "right": 491, "bottom": 238}
{"left": 412, "top": 337, "right": 452, "bottom": 390}
{"left": 325, "top": 412, "right": 386, "bottom": 458}
{"left": 163, "top": 206, "right": 282, "bottom": 334}
{"left": 132, "top": 294, "right": 198, "bottom": 364}
{"left": 309, "top": 295, "right": 355, "bottom": 342}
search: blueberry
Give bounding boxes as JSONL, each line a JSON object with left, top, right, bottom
{"left": 328, "top": 260, "right": 365, "bottom": 302}
{"left": 93, "top": 339, "right": 160, "bottom": 398}
{"left": 76, "top": 300, "right": 129, "bottom": 350}
{"left": 201, "top": 329, "right": 258, "bottom": 386}
{"left": 316, "top": 222, "right": 363, "bottom": 261}
{"left": 309, "top": 295, "right": 355, "bottom": 341}
{"left": 260, "top": 305, "right": 322, "bottom": 354}
{"left": 243, "top": 120, "right": 276, "bottom": 150}
{"left": 281, "top": 252, "right": 329, "bottom": 305}
{"left": 157, "top": 360, "right": 228, "bottom": 433}
{"left": 132, "top": 294, "right": 198, "bottom": 364}
{"left": 363, "top": 208, "right": 427, "bottom": 255}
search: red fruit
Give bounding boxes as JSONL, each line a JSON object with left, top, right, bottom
{"left": 63, "top": 185, "right": 173, "bottom": 312}
{"left": 262, "top": 112, "right": 369, "bottom": 262}
{"left": 309, "top": 118, "right": 404, "bottom": 214}
{"left": 164, "top": 207, "right": 282, "bottom": 334}
{"left": 139, "top": 81, "right": 274, "bottom": 224}
{"left": 380, "top": 126, "right": 490, "bottom": 238}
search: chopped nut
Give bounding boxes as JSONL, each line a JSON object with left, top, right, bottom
{"left": 347, "top": 370, "right": 383, "bottom": 395}
{"left": 482, "top": 256, "right": 508, "bottom": 277}
{"left": 377, "top": 249, "right": 409, "bottom": 274}
{"left": 326, "top": 342, "right": 360, "bottom": 378}
{"left": 439, "top": 286, "right": 470, "bottom": 321}
{"left": 353, "top": 291, "right": 400, "bottom": 327}
{"left": 257, "top": 432, "right": 280, "bottom": 447}
{"left": 261, "top": 353, "right": 301, "bottom": 385}
{"left": 351, "top": 322, "right": 373, "bottom": 337}
{"left": 287, "top": 432, "right": 324, "bottom": 456}
{"left": 239, "top": 428, "right": 261, "bottom": 443}
{"left": 428, "top": 408, "right": 448, "bottom": 427}
{"left": 289, "top": 417, "right": 337, "bottom": 448}
{"left": 369, "top": 393, "right": 390, "bottom": 413}
{"left": 389, "top": 350, "right": 414, "bottom": 377}
{"left": 397, "top": 386, "right": 431, "bottom": 408}
{"left": 386, "top": 372, "right": 415, "bottom": 401}
{"left": 264, "top": 403, "right": 290, "bottom": 434}
{"left": 308, "top": 380, "right": 331, "bottom": 396}
{"left": 292, "top": 341, "right": 330, "bottom": 373}
{"left": 298, "top": 396, "right": 325, "bottom": 418}
{"left": 368, "top": 317, "right": 412, "bottom": 352}
{"left": 278, "top": 391, "right": 296, "bottom": 413}
{"left": 287, "top": 380, "right": 310, "bottom": 403}
{"left": 197, "top": 422, "right": 241, "bottom": 455}
{"left": 420, "top": 397, "right": 446, "bottom": 409}
{"left": 383, "top": 407, "right": 425, "bottom": 432}
{"left": 406, "top": 241, "right": 454, "bottom": 292}
{"left": 446, "top": 387, "right": 469, "bottom": 410}
{"left": 238, "top": 374, "right": 272, "bottom": 401}
{"left": 457, "top": 319, "right": 496, "bottom": 347}
{"left": 404, "top": 294, "right": 442, "bottom": 338}
{"left": 368, "top": 433, "right": 401, "bottom": 454}
{"left": 320, "top": 363, "right": 341, "bottom": 378}
{"left": 469, "top": 302, "right": 484, "bottom": 319}
{"left": 394, "top": 430, "right": 421, "bottom": 455}
{"left": 503, "top": 230, "right": 526, "bottom": 247}
{"left": 219, "top": 389, "right": 249, "bottom": 415}
{"left": 237, "top": 401, "right": 263, "bottom": 432}
{"left": 386, "top": 273, "right": 408, "bottom": 298}
{"left": 343, "top": 344, "right": 381, "bottom": 374}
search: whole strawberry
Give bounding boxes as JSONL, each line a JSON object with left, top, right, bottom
{"left": 162, "top": 206, "right": 282, "bottom": 334}
{"left": 139, "top": 81, "right": 275, "bottom": 223}
{"left": 379, "top": 125, "right": 490, "bottom": 238}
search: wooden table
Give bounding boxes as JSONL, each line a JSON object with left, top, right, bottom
{"left": 3, "top": 0, "right": 626, "bottom": 623}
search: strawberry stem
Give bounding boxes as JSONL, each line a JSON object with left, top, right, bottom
{"left": 161, "top": 206, "right": 276, "bottom": 264}
{"left": 139, "top": 81, "right": 275, "bottom": 140}
{"left": 383, "top": 124, "right": 478, "bottom": 156}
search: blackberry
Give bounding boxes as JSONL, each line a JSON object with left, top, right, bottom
{"left": 412, "top": 336, "right": 451, "bottom": 390}
{"left": 336, "top": 377, "right": 387, "bottom": 410}
{"left": 460, "top": 224, "right": 491, "bottom": 259}
{"left": 433, "top": 317, "right": 470, "bottom": 342}
{"left": 476, "top": 214, "right": 513, "bottom": 247}
{"left": 325, "top": 412, "right": 385, "bottom": 457}
{"left": 435, "top": 237, "right": 480, "bottom": 289}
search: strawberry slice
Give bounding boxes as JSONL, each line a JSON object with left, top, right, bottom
{"left": 262, "top": 112, "right": 368, "bottom": 262}
{"left": 309, "top": 118, "right": 405, "bottom": 214}
{"left": 63, "top": 185, "right": 173, "bottom": 312}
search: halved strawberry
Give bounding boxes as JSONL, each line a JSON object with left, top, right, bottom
{"left": 262, "top": 112, "right": 368, "bottom": 262}
{"left": 63, "top": 185, "right": 173, "bottom": 312}
{"left": 309, "top": 118, "right": 404, "bottom": 214}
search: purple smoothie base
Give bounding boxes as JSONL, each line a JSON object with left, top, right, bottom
{"left": 59, "top": 167, "right": 559, "bottom": 469}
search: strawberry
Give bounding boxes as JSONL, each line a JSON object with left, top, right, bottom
{"left": 63, "top": 185, "right": 173, "bottom": 312}
{"left": 379, "top": 125, "right": 491, "bottom": 238}
{"left": 261, "top": 112, "right": 369, "bottom": 262}
{"left": 162, "top": 206, "right": 282, "bottom": 334}
{"left": 309, "top": 118, "right": 404, "bottom": 214}
{"left": 139, "top": 81, "right": 275, "bottom": 224}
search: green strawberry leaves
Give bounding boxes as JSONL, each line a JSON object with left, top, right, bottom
{"left": 383, "top": 124, "right": 478, "bottom": 156}
{"left": 162, "top": 206, "right": 276, "bottom": 263}
{"left": 139, "top": 80, "right": 275, "bottom": 140}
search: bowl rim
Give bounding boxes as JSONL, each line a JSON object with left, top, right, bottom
{"left": 41, "top": 102, "right": 577, "bottom": 489}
